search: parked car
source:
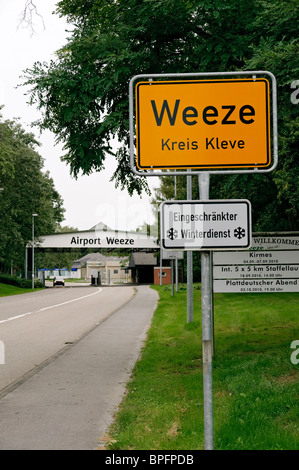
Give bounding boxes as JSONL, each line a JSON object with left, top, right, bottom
{"left": 53, "top": 276, "right": 65, "bottom": 287}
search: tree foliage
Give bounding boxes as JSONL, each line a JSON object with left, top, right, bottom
{"left": 242, "top": 1, "right": 299, "bottom": 230}
{"left": 0, "top": 112, "right": 65, "bottom": 273}
{"left": 22, "top": 0, "right": 298, "bottom": 229}
{"left": 151, "top": 0, "right": 299, "bottom": 231}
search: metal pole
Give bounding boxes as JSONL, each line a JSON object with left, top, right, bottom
{"left": 187, "top": 170, "right": 193, "bottom": 322}
{"left": 160, "top": 251, "right": 162, "bottom": 286}
{"left": 199, "top": 173, "right": 214, "bottom": 450}
{"left": 175, "top": 258, "right": 178, "bottom": 292}
{"left": 210, "top": 252, "right": 215, "bottom": 358}
{"left": 25, "top": 246, "right": 28, "bottom": 280}
{"left": 32, "top": 215, "right": 34, "bottom": 290}
{"left": 171, "top": 259, "right": 174, "bottom": 297}
{"left": 174, "top": 173, "right": 178, "bottom": 292}
{"left": 32, "top": 214, "right": 38, "bottom": 290}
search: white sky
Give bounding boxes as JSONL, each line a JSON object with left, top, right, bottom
{"left": 0, "top": 0, "right": 158, "bottom": 232}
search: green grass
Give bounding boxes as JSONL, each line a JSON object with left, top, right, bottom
{"left": 106, "top": 284, "right": 299, "bottom": 450}
{"left": 0, "top": 282, "right": 42, "bottom": 297}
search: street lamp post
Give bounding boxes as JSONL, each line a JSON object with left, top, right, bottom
{"left": 32, "top": 213, "right": 38, "bottom": 289}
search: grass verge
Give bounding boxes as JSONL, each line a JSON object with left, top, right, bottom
{"left": 0, "top": 282, "right": 43, "bottom": 297}
{"left": 106, "top": 284, "right": 299, "bottom": 450}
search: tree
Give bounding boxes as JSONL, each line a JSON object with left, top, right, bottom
{"left": 35, "top": 249, "right": 78, "bottom": 275}
{"left": 21, "top": 0, "right": 298, "bottom": 229}
{"left": 152, "top": 0, "right": 299, "bottom": 231}
{"left": 18, "top": 0, "right": 45, "bottom": 36}
{"left": 0, "top": 112, "right": 65, "bottom": 273}
{"left": 22, "top": 0, "right": 260, "bottom": 193}
{"left": 35, "top": 225, "right": 79, "bottom": 274}
{"left": 244, "top": 0, "right": 299, "bottom": 230}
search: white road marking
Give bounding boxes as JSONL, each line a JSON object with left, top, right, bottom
{"left": 0, "top": 312, "right": 33, "bottom": 324}
{"left": 0, "top": 288, "right": 102, "bottom": 325}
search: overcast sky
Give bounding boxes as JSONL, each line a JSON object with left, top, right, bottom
{"left": 0, "top": 0, "right": 158, "bottom": 232}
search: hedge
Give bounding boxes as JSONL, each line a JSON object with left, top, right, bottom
{"left": 0, "top": 274, "right": 44, "bottom": 289}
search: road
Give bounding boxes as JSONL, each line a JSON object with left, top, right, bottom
{"left": 0, "top": 285, "right": 134, "bottom": 394}
{"left": 0, "top": 285, "right": 158, "bottom": 449}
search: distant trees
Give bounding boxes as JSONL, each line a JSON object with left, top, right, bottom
{"left": 35, "top": 225, "right": 79, "bottom": 275}
{"left": 0, "top": 112, "right": 65, "bottom": 274}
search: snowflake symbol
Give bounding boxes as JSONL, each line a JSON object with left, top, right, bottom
{"left": 234, "top": 227, "right": 246, "bottom": 239}
{"left": 167, "top": 228, "right": 178, "bottom": 240}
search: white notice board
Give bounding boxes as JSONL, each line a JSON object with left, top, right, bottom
{"left": 213, "top": 235, "right": 299, "bottom": 293}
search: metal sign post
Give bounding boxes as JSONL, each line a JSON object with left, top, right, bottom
{"left": 160, "top": 194, "right": 251, "bottom": 449}
{"left": 187, "top": 170, "right": 193, "bottom": 322}
{"left": 171, "top": 259, "right": 174, "bottom": 297}
{"left": 198, "top": 173, "right": 213, "bottom": 450}
{"left": 130, "top": 70, "right": 277, "bottom": 451}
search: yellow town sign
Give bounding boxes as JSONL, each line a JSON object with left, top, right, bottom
{"left": 135, "top": 78, "right": 271, "bottom": 170}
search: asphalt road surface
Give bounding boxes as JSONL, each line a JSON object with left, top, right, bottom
{"left": 0, "top": 285, "right": 134, "bottom": 393}
{"left": 0, "top": 285, "right": 158, "bottom": 449}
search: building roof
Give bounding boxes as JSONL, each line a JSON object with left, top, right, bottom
{"left": 88, "top": 221, "right": 112, "bottom": 232}
{"left": 73, "top": 252, "right": 128, "bottom": 267}
{"left": 128, "top": 252, "right": 157, "bottom": 268}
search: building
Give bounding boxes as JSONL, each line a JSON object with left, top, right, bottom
{"left": 154, "top": 266, "right": 172, "bottom": 285}
{"left": 72, "top": 252, "right": 130, "bottom": 284}
{"left": 27, "top": 221, "right": 159, "bottom": 283}
{"left": 127, "top": 252, "right": 157, "bottom": 284}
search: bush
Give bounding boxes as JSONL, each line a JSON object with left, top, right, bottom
{"left": 0, "top": 274, "right": 43, "bottom": 289}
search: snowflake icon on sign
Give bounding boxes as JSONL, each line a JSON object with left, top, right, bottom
{"left": 234, "top": 227, "right": 246, "bottom": 239}
{"left": 167, "top": 228, "right": 178, "bottom": 240}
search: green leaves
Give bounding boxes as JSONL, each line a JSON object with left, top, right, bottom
{"left": 0, "top": 115, "right": 65, "bottom": 273}
{"left": 111, "top": 146, "right": 150, "bottom": 196}
{"left": 21, "top": 0, "right": 298, "bottom": 227}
